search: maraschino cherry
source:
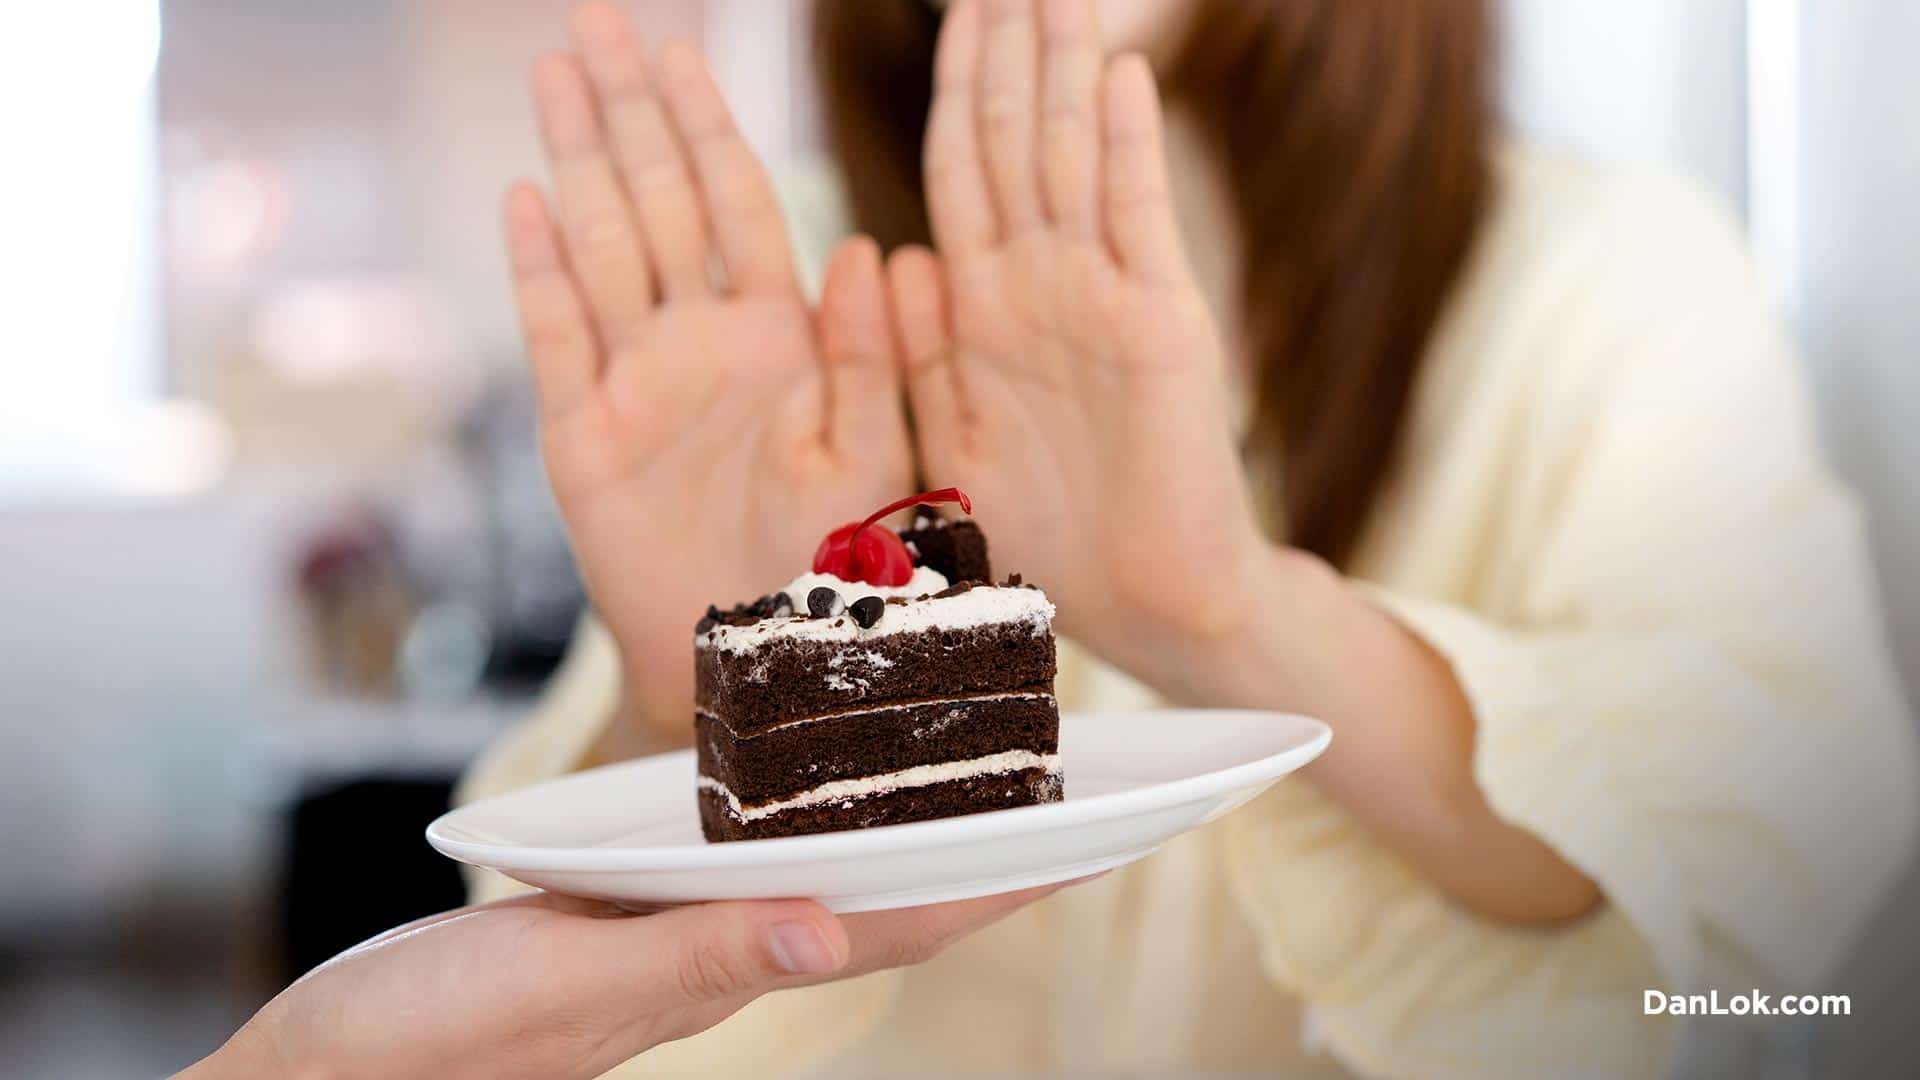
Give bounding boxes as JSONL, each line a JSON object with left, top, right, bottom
{"left": 812, "top": 487, "right": 973, "bottom": 587}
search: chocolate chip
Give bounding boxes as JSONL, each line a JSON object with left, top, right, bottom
{"left": 807, "top": 586, "right": 840, "bottom": 618}
{"left": 885, "top": 596, "right": 909, "bottom": 606}
{"left": 771, "top": 592, "right": 793, "bottom": 616}
{"left": 849, "top": 595, "right": 885, "bottom": 628}
{"left": 931, "top": 580, "right": 976, "bottom": 599}
{"left": 695, "top": 615, "right": 716, "bottom": 634}
{"left": 1003, "top": 573, "right": 1023, "bottom": 587}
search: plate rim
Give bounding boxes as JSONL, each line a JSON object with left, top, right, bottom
{"left": 426, "top": 709, "right": 1330, "bottom": 873}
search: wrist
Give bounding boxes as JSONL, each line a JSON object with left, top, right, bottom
{"left": 579, "top": 619, "right": 699, "bottom": 767}
{"left": 1129, "top": 541, "right": 1345, "bottom": 709}
{"left": 586, "top": 673, "right": 691, "bottom": 767}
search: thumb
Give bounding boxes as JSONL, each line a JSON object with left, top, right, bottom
{"left": 614, "top": 899, "right": 851, "bottom": 1007}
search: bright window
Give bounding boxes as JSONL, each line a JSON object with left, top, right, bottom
{"left": 0, "top": 1, "right": 211, "bottom": 500}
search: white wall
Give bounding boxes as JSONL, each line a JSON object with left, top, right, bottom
{"left": 1799, "top": 0, "right": 1920, "bottom": 701}
{"left": 1499, "top": 0, "right": 1749, "bottom": 210}
{"left": 1796, "top": 3, "right": 1920, "bottom": 1074}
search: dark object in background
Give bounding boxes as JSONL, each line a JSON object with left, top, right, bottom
{"left": 294, "top": 508, "right": 415, "bottom": 694}
{"left": 460, "top": 380, "right": 586, "bottom": 690}
{"left": 290, "top": 379, "right": 588, "bottom": 703}
{"left": 272, "top": 378, "right": 580, "bottom": 985}
{"left": 278, "top": 777, "right": 467, "bottom": 981}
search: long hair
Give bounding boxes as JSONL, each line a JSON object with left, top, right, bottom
{"left": 813, "top": 0, "right": 1492, "bottom": 570}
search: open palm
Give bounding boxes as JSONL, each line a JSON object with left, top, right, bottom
{"left": 506, "top": 4, "right": 909, "bottom": 742}
{"left": 888, "top": 0, "right": 1263, "bottom": 676}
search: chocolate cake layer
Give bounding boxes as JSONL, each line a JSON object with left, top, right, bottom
{"left": 697, "top": 691, "right": 1058, "bottom": 804}
{"left": 696, "top": 621, "right": 1055, "bottom": 732}
{"left": 699, "top": 766, "right": 1062, "bottom": 842}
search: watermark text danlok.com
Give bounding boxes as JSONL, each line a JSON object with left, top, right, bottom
{"left": 1644, "top": 990, "right": 1850, "bottom": 1017}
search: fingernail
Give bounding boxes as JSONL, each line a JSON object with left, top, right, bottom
{"left": 767, "top": 920, "right": 841, "bottom": 975}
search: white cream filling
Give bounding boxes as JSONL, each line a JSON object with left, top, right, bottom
{"left": 700, "top": 750, "right": 1061, "bottom": 822}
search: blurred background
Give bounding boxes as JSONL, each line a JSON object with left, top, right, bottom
{"left": 0, "top": 1, "right": 1914, "bottom": 1075}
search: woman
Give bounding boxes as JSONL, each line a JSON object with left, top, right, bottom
{"left": 465, "top": 0, "right": 1919, "bottom": 1074}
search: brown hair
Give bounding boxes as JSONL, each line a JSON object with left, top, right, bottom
{"left": 813, "top": 0, "right": 1491, "bottom": 570}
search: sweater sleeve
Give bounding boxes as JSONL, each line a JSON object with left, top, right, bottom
{"left": 452, "top": 616, "right": 621, "bottom": 902}
{"left": 1221, "top": 171, "right": 1919, "bottom": 1078}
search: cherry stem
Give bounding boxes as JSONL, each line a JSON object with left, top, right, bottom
{"left": 845, "top": 487, "right": 973, "bottom": 577}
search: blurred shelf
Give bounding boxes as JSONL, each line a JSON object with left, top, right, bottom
{"left": 240, "top": 693, "right": 529, "bottom": 801}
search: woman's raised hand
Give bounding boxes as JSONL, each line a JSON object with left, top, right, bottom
{"left": 506, "top": 3, "right": 911, "bottom": 744}
{"left": 889, "top": 0, "right": 1268, "bottom": 687}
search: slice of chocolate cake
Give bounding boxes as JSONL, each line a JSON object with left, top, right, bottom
{"left": 695, "top": 489, "right": 1062, "bottom": 842}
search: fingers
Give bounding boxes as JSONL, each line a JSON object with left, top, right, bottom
{"left": 1037, "top": 0, "right": 1101, "bottom": 239}
{"left": 530, "top": 52, "right": 653, "bottom": 347}
{"left": 836, "top": 883, "right": 1066, "bottom": 976}
{"left": 570, "top": 5, "right": 795, "bottom": 298}
{"left": 925, "top": 0, "right": 997, "bottom": 259}
{"left": 566, "top": 5, "right": 710, "bottom": 300}
{"left": 503, "top": 183, "right": 600, "bottom": 416}
{"left": 606, "top": 900, "right": 850, "bottom": 1007}
{"left": 977, "top": 0, "right": 1043, "bottom": 233}
{"left": 819, "top": 236, "right": 904, "bottom": 452}
{"left": 932, "top": 0, "right": 1157, "bottom": 268}
{"left": 654, "top": 43, "right": 799, "bottom": 296}
{"left": 885, "top": 245, "right": 965, "bottom": 448}
{"left": 1101, "top": 54, "right": 1188, "bottom": 284}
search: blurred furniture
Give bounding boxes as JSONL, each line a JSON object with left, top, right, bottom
{"left": 251, "top": 695, "right": 526, "bottom": 977}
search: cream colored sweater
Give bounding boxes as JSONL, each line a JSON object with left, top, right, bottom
{"left": 457, "top": 147, "right": 1919, "bottom": 1078}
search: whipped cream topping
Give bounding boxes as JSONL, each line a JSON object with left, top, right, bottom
{"left": 780, "top": 565, "right": 950, "bottom": 607}
{"left": 699, "top": 750, "right": 1061, "bottom": 822}
{"left": 698, "top": 569, "right": 1054, "bottom": 654}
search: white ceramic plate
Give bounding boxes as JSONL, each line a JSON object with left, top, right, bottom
{"left": 427, "top": 709, "right": 1329, "bottom": 913}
